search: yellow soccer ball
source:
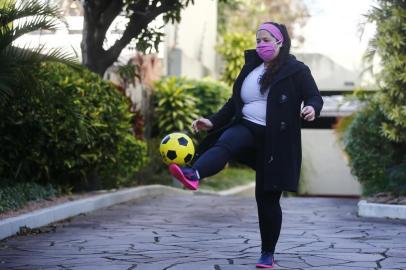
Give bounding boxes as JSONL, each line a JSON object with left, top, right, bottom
{"left": 159, "top": 132, "right": 195, "bottom": 166}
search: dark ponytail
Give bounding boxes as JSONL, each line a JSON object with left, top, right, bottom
{"left": 258, "top": 22, "right": 291, "bottom": 95}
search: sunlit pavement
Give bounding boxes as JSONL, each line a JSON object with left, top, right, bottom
{"left": 1, "top": 193, "right": 406, "bottom": 269}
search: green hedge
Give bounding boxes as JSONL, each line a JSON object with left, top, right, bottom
{"left": 186, "top": 78, "right": 231, "bottom": 118}
{"left": 340, "top": 101, "right": 406, "bottom": 195}
{"left": 0, "top": 63, "right": 147, "bottom": 190}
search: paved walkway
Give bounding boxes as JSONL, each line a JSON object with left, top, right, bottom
{"left": 1, "top": 193, "right": 406, "bottom": 269}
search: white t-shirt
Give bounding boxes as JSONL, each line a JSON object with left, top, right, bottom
{"left": 240, "top": 63, "right": 269, "bottom": 126}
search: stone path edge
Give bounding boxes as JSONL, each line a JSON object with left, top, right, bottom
{"left": 358, "top": 199, "right": 406, "bottom": 220}
{"left": 0, "top": 182, "right": 255, "bottom": 241}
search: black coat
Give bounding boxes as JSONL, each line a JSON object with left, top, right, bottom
{"left": 195, "top": 50, "right": 324, "bottom": 192}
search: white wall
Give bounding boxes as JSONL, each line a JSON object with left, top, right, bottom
{"left": 294, "top": 53, "right": 361, "bottom": 91}
{"left": 300, "top": 129, "right": 362, "bottom": 196}
{"left": 164, "top": 0, "right": 218, "bottom": 78}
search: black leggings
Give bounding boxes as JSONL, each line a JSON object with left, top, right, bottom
{"left": 193, "top": 119, "right": 282, "bottom": 253}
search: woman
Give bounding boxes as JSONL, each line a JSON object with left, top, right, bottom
{"left": 169, "top": 21, "right": 323, "bottom": 268}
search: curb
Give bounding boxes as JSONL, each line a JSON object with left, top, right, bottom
{"left": 358, "top": 200, "right": 406, "bottom": 220}
{"left": 0, "top": 183, "right": 255, "bottom": 241}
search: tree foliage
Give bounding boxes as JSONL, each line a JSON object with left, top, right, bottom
{"left": 364, "top": 0, "right": 406, "bottom": 142}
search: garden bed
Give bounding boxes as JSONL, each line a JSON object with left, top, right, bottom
{"left": 358, "top": 200, "right": 406, "bottom": 220}
{"left": 0, "top": 191, "right": 108, "bottom": 220}
{"left": 358, "top": 193, "right": 406, "bottom": 220}
{"left": 365, "top": 192, "right": 406, "bottom": 205}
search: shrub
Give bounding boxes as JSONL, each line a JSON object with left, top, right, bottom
{"left": 342, "top": 101, "right": 406, "bottom": 195}
{"left": 216, "top": 32, "right": 255, "bottom": 86}
{"left": 0, "top": 63, "right": 147, "bottom": 190}
{"left": 186, "top": 78, "right": 231, "bottom": 118}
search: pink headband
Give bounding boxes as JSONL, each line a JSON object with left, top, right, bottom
{"left": 257, "top": 23, "right": 284, "bottom": 43}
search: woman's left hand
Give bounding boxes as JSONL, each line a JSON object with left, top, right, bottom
{"left": 301, "top": 106, "right": 316, "bottom": 121}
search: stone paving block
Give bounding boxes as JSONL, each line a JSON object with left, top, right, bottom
{"left": 274, "top": 257, "right": 312, "bottom": 268}
{"left": 386, "top": 248, "right": 406, "bottom": 257}
{"left": 307, "top": 251, "right": 383, "bottom": 261}
{"left": 339, "top": 260, "right": 379, "bottom": 268}
{"left": 216, "top": 265, "right": 258, "bottom": 270}
{"left": 300, "top": 254, "right": 349, "bottom": 267}
{"left": 307, "top": 267, "right": 371, "bottom": 270}
{"left": 380, "top": 257, "right": 406, "bottom": 268}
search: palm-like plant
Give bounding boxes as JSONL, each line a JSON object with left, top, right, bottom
{"left": 154, "top": 77, "right": 199, "bottom": 135}
{"left": 0, "top": 0, "right": 78, "bottom": 103}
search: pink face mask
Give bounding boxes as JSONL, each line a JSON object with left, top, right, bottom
{"left": 255, "top": 23, "right": 284, "bottom": 62}
{"left": 256, "top": 41, "right": 282, "bottom": 62}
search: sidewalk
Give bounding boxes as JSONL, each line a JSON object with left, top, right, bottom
{"left": 1, "top": 192, "right": 405, "bottom": 269}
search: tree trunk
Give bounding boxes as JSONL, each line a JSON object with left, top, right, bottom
{"left": 81, "top": 41, "right": 110, "bottom": 76}
{"left": 81, "top": 0, "right": 123, "bottom": 76}
{"left": 80, "top": 0, "right": 175, "bottom": 76}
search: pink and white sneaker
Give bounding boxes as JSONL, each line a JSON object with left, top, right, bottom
{"left": 169, "top": 164, "right": 200, "bottom": 190}
{"left": 256, "top": 251, "right": 274, "bottom": 268}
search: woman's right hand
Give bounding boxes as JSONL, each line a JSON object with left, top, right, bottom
{"left": 191, "top": 118, "right": 213, "bottom": 132}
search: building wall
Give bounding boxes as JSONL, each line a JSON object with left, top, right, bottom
{"left": 300, "top": 129, "right": 362, "bottom": 196}
{"left": 294, "top": 53, "right": 361, "bottom": 91}
{"left": 164, "top": 0, "right": 218, "bottom": 78}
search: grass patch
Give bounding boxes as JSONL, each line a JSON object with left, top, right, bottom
{"left": 199, "top": 165, "right": 255, "bottom": 191}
